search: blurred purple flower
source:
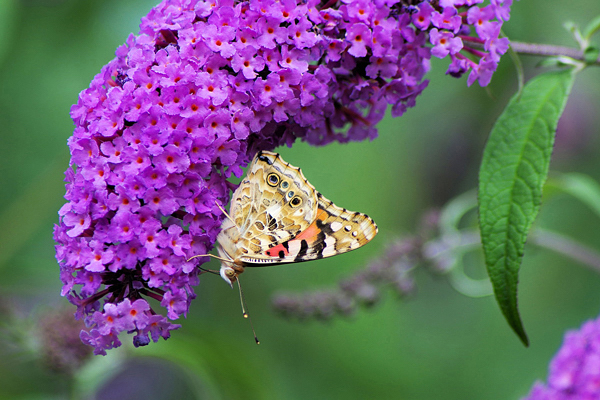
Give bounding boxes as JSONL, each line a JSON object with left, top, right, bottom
{"left": 55, "top": 0, "right": 513, "bottom": 355}
{"left": 523, "top": 316, "right": 600, "bottom": 400}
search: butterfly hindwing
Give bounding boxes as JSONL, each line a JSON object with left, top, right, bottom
{"left": 249, "top": 192, "right": 377, "bottom": 264}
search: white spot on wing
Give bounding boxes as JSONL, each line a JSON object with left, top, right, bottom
{"left": 330, "top": 221, "right": 343, "bottom": 232}
{"left": 322, "top": 236, "right": 338, "bottom": 256}
{"left": 288, "top": 240, "right": 301, "bottom": 257}
{"left": 325, "top": 236, "right": 336, "bottom": 248}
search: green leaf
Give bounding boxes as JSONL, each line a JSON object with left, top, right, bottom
{"left": 564, "top": 20, "right": 584, "bottom": 48}
{"left": 478, "top": 69, "right": 576, "bottom": 346}
{"left": 583, "top": 14, "right": 600, "bottom": 40}
{"left": 536, "top": 57, "right": 567, "bottom": 69}
{"left": 584, "top": 45, "right": 600, "bottom": 65}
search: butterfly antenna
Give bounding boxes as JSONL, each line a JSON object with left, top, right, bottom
{"left": 237, "top": 277, "right": 260, "bottom": 345}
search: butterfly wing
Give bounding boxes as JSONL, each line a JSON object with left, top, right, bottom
{"left": 242, "top": 192, "right": 377, "bottom": 264}
{"left": 219, "top": 151, "right": 319, "bottom": 262}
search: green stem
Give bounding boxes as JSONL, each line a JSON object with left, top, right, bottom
{"left": 529, "top": 229, "right": 600, "bottom": 273}
{"left": 427, "top": 228, "right": 600, "bottom": 274}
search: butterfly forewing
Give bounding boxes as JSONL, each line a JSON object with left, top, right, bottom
{"left": 219, "top": 151, "right": 319, "bottom": 263}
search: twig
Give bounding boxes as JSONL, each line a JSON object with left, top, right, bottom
{"left": 530, "top": 229, "right": 600, "bottom": 273}
{"left": 510, "top": 41, "right": 600, "bottom": 65}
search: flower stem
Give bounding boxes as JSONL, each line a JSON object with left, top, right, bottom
{"left": 530, "top": 229, "right": 600, "bottom": 274}
{"left": 510, "top": 40, "right": 600, "bottom": 65}
{"left": 427, "top": 228, "right": 600, "bottom": 275}
{"left": 440, "top": 229, "right": 600, "bottom": 272}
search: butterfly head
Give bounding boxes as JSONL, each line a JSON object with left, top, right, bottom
{"left": 220, "top": 266, "right": 236, "bottom": 287}
{"left": 219, "top": 263, "right": 245, "bottom": 288}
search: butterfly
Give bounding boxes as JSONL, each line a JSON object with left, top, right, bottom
{"left": 207, "top": 150, "right": 378, "bottom": 287}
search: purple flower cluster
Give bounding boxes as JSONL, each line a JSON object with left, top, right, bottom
{"left": 523, "top": 316, "right": 600, "bottom": 400}
{"left": 414, "top": 0, "right": 512, "bottom": 86}
{"left": 54, "top": 0, "right": 513, "bottom": 355}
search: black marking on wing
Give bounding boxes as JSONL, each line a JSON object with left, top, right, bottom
{"left": 294, "top": 239, "right": 309, "bottom": 262}
{"left": 282, "top": 241, "right": 290, "bottom": 252}
{"left": 278, "top": 250, "right": 285, "bottom": 258}
{"left": 266, "top": 213, "right": 277, "bottom": 231}
{"left": 313, "top": 218, "right": 330, "bottom": 259}
{"left": 257, "top": 152, "right": 273, "bottom": 164}
{"left": 317, "top": 217, "right": 335, "bottom": 235}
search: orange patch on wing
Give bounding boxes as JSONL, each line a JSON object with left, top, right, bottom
{"left": 294, "top": 208, "right": 327, "bottom": 241}
{"left": 265, "top": 244, "right": 287, "bottom": 257}
{"left": 264, "top": 208, "right": 328, "bottom": 257}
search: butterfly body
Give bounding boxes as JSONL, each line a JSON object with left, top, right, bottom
{"left": 215, "top": 151, "right": 377, "bottom": 286}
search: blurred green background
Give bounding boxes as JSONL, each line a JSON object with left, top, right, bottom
{"left": 1, "top": 0, "right": 600, "bottom": 399}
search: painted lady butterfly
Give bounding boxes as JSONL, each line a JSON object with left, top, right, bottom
{"left": 210, "top": 151, "right": 378, "bottom": 286}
